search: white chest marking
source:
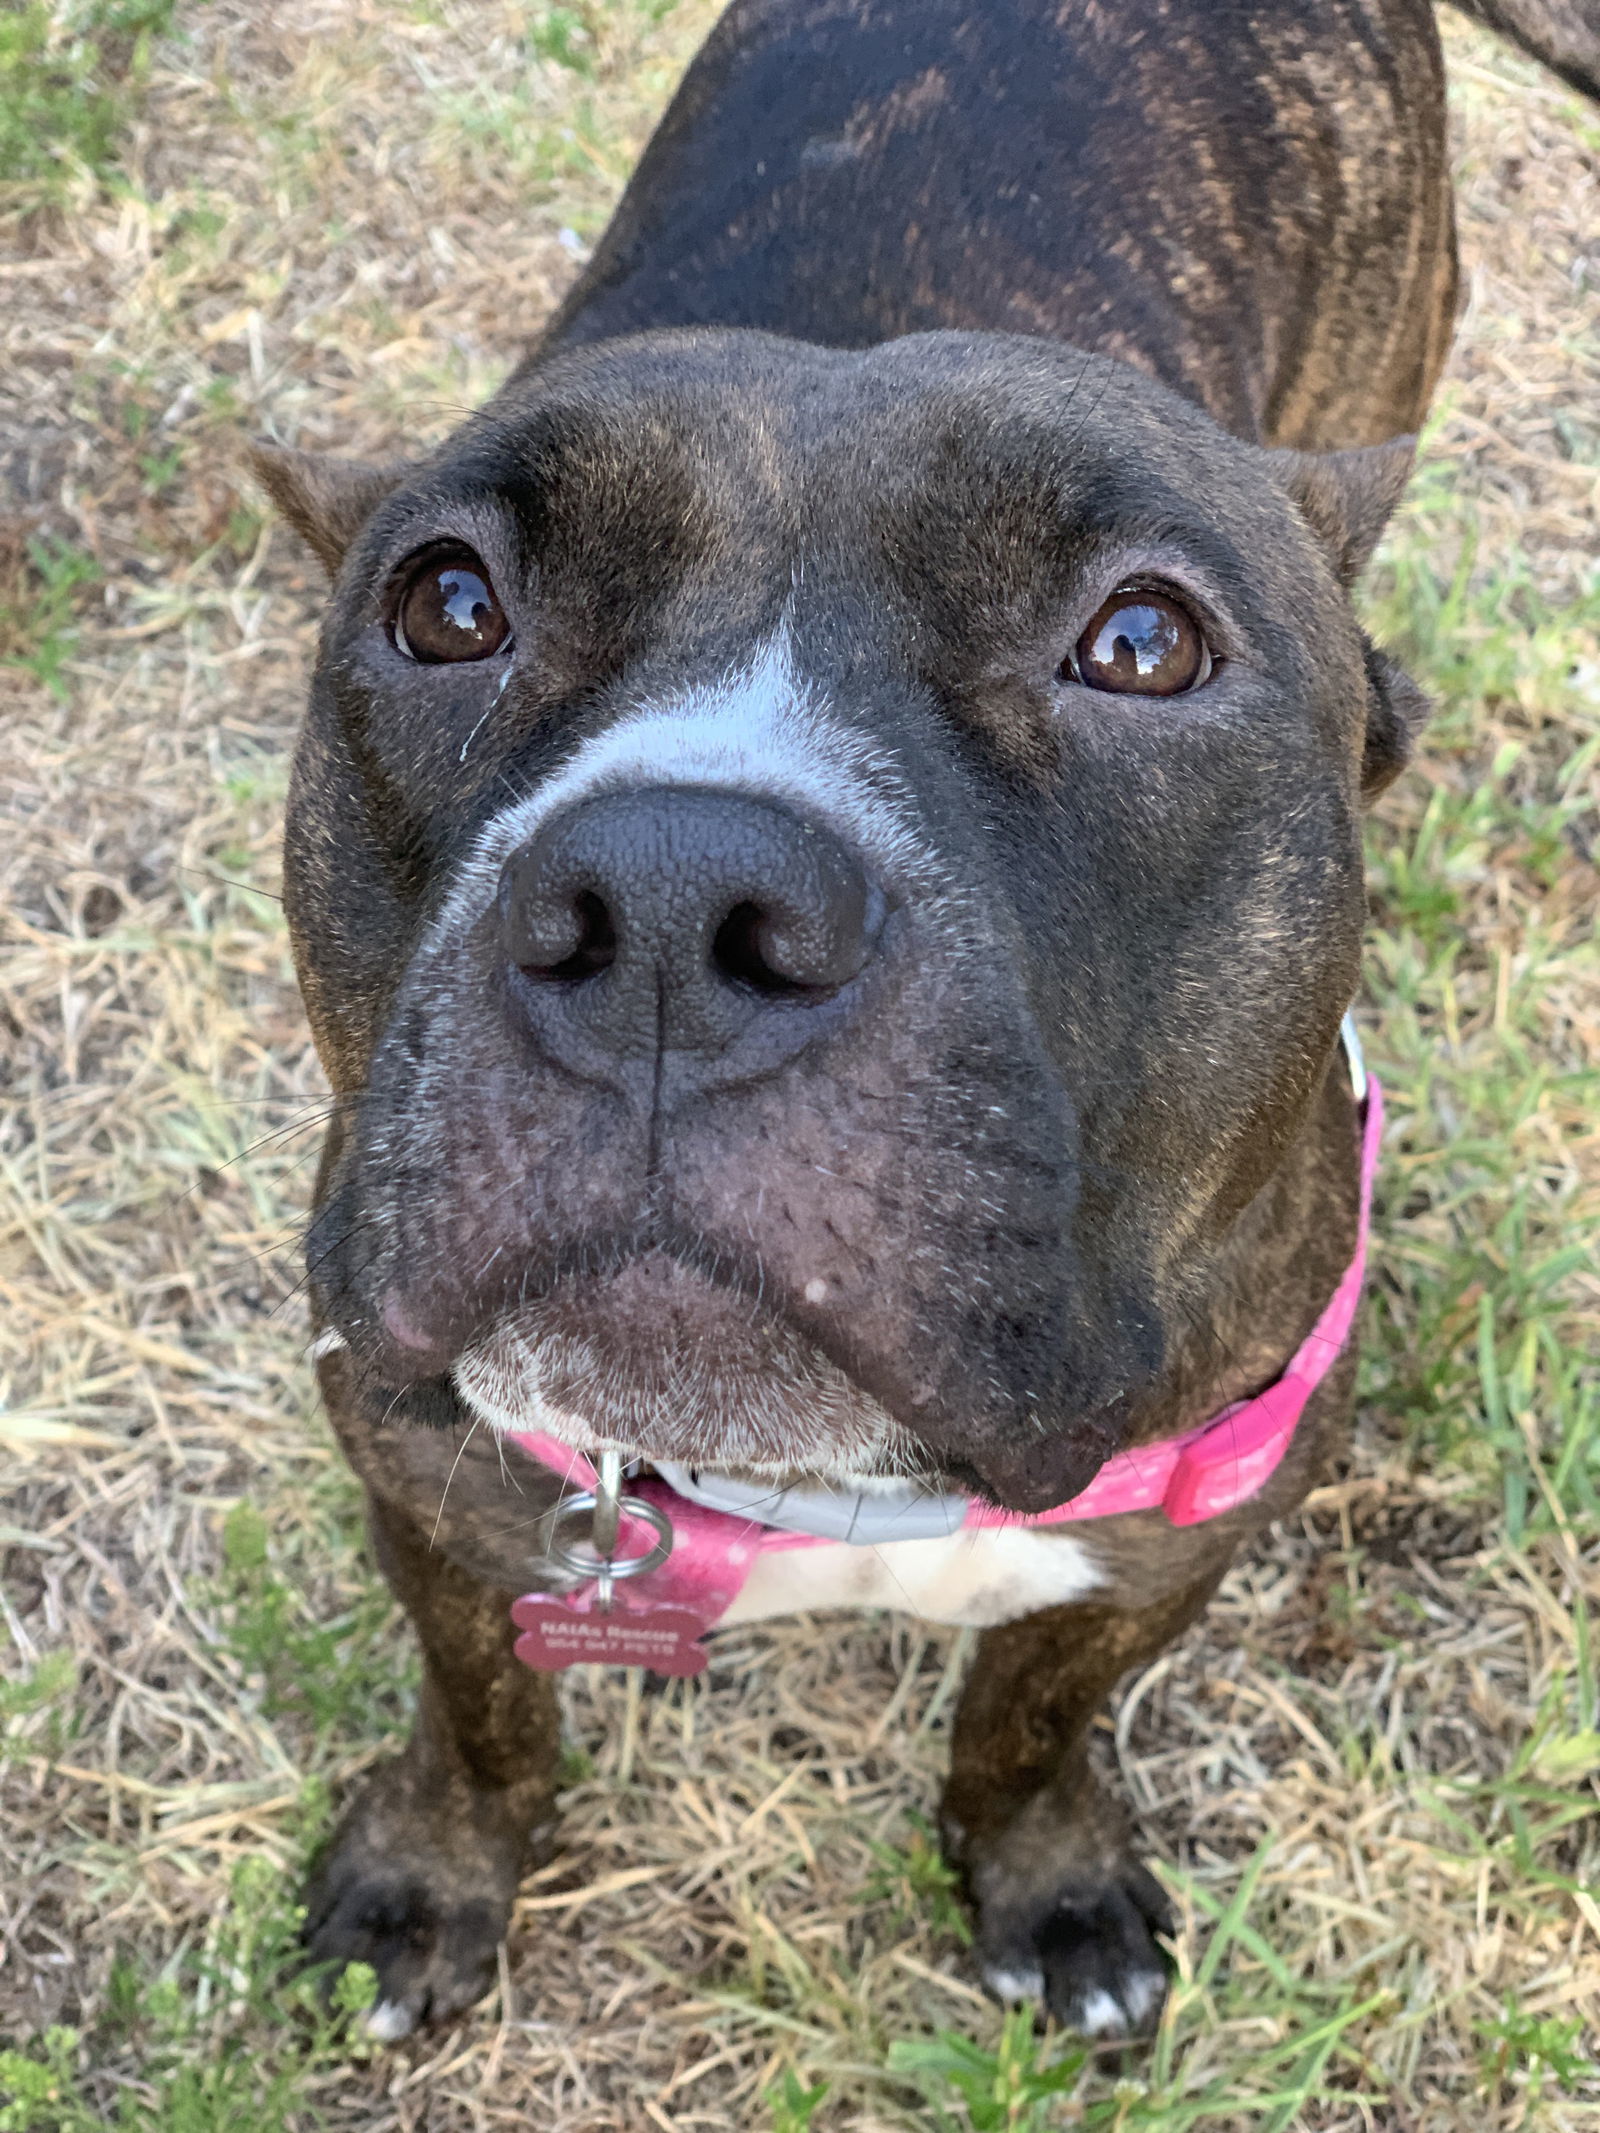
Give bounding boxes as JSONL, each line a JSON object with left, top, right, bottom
{"left": 719, "top": 1524, "right": 1104, "bottom": 1629}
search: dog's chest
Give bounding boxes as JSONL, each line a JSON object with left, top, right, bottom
{"left": 720, "top": 1526, "right": 1103, "bottom": 1628}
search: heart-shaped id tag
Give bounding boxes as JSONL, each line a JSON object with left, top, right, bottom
{"left": 511, "top": 1593, "right": 709, "bottom": 1676}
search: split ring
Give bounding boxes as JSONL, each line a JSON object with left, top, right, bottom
{"left": 543, "top": 1491, "right": 673, "bottom": 1582}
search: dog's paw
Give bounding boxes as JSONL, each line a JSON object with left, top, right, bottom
{"left": 303, "top": 1863, "right": 508, "bottom": 2038}
{"left": 975, "top": 1860, "right": 1174, "bottom": 2040}
{"left": 301, "top": 1772, "right": 552, "bottom": 2037}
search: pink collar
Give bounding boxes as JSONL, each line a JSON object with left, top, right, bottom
{"left": 508, "top": 1064, "right": 1381, "bottom": 1665}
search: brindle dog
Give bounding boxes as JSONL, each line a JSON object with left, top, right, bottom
{"left": 253, "top": 0, "right": 1598, "bottom": 2043}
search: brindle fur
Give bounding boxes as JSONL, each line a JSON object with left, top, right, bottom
{"left": 536, "top": 0, "right": 1458, "bottom": 451}
{"left": 300, "top": 1472, "right": 562, "bottom": 2029}
{"left": 257, "top": 0, "right": 1599, "bottom": 2043}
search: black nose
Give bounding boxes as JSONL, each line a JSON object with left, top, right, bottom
{"left": 498, "top": 788, "right": 884, "bottom": 1080}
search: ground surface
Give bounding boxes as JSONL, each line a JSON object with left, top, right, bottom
{"left": 1, "top": 3, "right": 1597, "bottom": 2128}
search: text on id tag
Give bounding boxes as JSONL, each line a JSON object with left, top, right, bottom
{"left": 511, "top": 1593, "right": 709, "bottom": 1676}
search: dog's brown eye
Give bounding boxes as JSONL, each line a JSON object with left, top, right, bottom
{"left": 393, "top": 548, "right": 509, "bottom": 663}
{"left": 1070, "top": 589, "right": 1210, "bottom": 695}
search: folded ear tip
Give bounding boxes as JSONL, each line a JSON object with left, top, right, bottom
{"left": 243, "top": 444, "right": 407, "bottom": 577}
{"left": 1267, "top": 435, "right": 1419, "bottom": 586}
{"left": 1361, "top": 641, "right": 1431, "bottom": 801}
{"left": 1378, "top": 430, "right": 1418, "bottom": 477}
{"left": 245, "top": 439, "right": 309, "bottom": 511}
{"left": 246, "top": 437, "right": 293, "bottom": 475}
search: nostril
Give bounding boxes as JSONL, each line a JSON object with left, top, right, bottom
{"left": 711, "top": 881, "right": 875, "bottom": 996}
{"left": 712, "top": 901, "right": 817, "bottom": 995}
{"left": 498, "top": 790, "right": 884, "bottom": 1051}
{"left": 518, "top": 889, "right": 618, "bottom": 983}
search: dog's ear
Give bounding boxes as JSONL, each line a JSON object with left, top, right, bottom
{"left": 1267, "top": 436, "right": 1428, "bottom": 798}
{"left": 1266, "top": 435, "right": 1416, "bottom": 588}
{"left": 1356, "top": 638, "right": 1430, "bottom": 800}
{"left": 249, "top": 444, "right": 407, "bottom": 576}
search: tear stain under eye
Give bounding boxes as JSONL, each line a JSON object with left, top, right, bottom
{"left": 460, "top": 663, "right": 514, "bottom": 764}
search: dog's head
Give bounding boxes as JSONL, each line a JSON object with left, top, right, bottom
{"left": 260, "top": 330, "right": 1421, "bottom": 1510}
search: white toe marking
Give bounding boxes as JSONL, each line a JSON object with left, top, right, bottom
{"left": 981, "top": 1961, "right": 1046, "bottom": 2005}
{"left": 1119, "top": 1965, "right": 1168, "bottom": 2026}
{"left": 363, "top": 1997, "right": 417, "bottom": 2043}
{"left": 1071, "top": 1964, "right": 1167, "bottom": 2038}
{"left": 1075, "top": 1987, "right": 1128, "bottom": 2037}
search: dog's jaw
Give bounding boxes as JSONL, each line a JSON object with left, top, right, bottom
{"left": 449, "top": 1279, "right": 917, "bottom": 1484}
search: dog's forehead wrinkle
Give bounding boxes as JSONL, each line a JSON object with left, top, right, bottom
{"left": 484, "top": 332, "right": 1244, "bottom": 516}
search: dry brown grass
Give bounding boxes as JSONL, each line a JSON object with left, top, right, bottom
{"left": 1, "top": 4, "right": 1597, "bottom": 2128}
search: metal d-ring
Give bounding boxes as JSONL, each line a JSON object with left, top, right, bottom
{"left": 544, "top": 1490, "right": 673, "bottom": 1607}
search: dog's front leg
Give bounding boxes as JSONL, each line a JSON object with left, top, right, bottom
{"left": 941, "top": 1567, "right": 1226, "bottom": 2039}
{"left": 302, "top": 1486, "right": 562, "bottom": 2038}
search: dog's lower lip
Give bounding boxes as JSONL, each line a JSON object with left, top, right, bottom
{"left": 446, "top": 1252, "right": 914, "bottom": 1474}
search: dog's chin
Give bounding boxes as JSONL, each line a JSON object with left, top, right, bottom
{"left": 449, "top": 1253, "right": 914, "bottom": 1481}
